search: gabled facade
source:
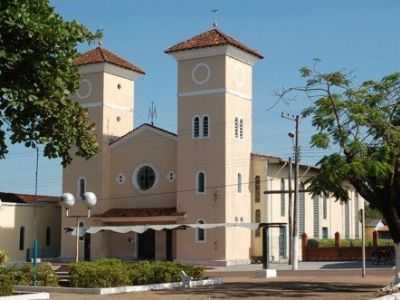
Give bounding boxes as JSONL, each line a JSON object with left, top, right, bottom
{"left": 61, "top": 28, "right": 363, "bottom": 265}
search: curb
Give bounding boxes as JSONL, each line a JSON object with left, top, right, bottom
{"left": 15, "top": 277, "right": 224, "bottom": 295}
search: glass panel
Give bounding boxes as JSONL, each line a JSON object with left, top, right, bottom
{"left": 234, "top": 117, "right": 239, "bottom": 138}
{"left": 202, "top": 116, "right": 209, "bottom": 137}
{"left": 198, "top": 172, "right": 205, "bottom": 193}
{"left": 79, "top": 178, "right": 86, "bottom": 199}
{"left": 239, "top": 119, "right": 244, "bottom": 139}
{"left": 280, "top": 178, "right": 285, "bottom": 216}
{"left": 237, "top": 173, "right": 242, "bottom": 193}
{"left": 193, "top": 117, "right": 200, "bottom": 138}
{"left": 255, "top": 176, "right": 260, "bottom": 203}
{"left": 137, "top": 166, "right": 156, "bottom": 190}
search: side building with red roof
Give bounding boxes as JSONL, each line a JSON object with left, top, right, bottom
{"left": 0, "top": 192, "right": 61, "bottom": 262}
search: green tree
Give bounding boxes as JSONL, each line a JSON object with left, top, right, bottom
{"left": 0, "top": 0, "right": 100, "bottom": 166}
{"left": 280, "top": 66, "right": 400, "bottom": 285}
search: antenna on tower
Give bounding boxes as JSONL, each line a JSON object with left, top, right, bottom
{"left": 211, "top": 9, "right": 219, "bottom": 28}
{"left": 148, "top": 101, "right": 158, "bottom": 126}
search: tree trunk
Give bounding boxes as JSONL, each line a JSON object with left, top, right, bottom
{"left": 395, "top": 243, "right": 400, "bottom": 284}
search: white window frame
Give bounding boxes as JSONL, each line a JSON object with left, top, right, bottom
{"left": 239, "top": 118, "right": 244, "bottom": 139}
{"left": 196, "top": 171, "right": 207, "bottom": 194}
{"left": 77, "top": 177, "right": 87, "bottom": 200}
{"left": 202, "top": 115, "right": 210, "bottom": 138}
{"left": 234, "top": 117, "right": 239, "bottom": 138}
{"left": 132, "top": 163, "right": 159, "bottom": 193}
{"left": 192, "top": 115, "right": 201, "bottom": 138}
{"left": 195, "top": 219, "right": 207, "bottom": 243}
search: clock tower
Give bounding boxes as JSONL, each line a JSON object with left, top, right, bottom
{"left": 166, "top": 28, "right": 263, "bottom": 265}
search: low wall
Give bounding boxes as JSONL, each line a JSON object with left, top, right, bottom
{"left": 301, "top": 232, "right": 393, "bottom": 261}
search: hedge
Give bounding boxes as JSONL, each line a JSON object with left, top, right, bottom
{"left": 0, "top": 270, "right": 13, "bottom": 297}
{"left": 308, "top": 238, "right": 393, "bottom": 248}
{"left": 69, "top": 259, "right": 204, "bottom": 288}
{"left": 1, "top": 263, "right": 58, "bottom": 287}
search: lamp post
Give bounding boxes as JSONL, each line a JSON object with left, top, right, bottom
{"left": 61, "top": 192, "right": 97, "bottom": 263}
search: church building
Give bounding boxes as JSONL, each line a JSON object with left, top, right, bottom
{"left": 61, "top": 28, "right": 363, "bottom": 266}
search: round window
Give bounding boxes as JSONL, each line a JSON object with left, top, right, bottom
{"left": 136, "top": 166, "right": 156, "bottom": 191}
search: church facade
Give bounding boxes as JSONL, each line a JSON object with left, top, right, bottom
{"left": 61, "top": 28, "right": 363, "bottom": 266}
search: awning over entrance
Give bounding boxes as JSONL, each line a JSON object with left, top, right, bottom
{"left": 92, "top": 207, "right": 186, "bottom": 224}
{"left": 86, "top": 223, "right": 261, "bottom": 234}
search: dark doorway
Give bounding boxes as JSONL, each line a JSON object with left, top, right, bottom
{"left": 84, "top": 233, "right": 91, "bottom": 261}
{"left": 166, "top": 230, "right": 173, "bottom": 261}
{"left": 138, "top": 230, "right": 155, "bottom": 260}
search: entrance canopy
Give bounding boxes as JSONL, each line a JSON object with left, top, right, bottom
{"left": 86, "top": 223, "right": 261, "bottom": 234}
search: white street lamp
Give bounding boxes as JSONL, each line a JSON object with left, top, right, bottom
{"left": 61, "top": 192, "right": 97, "bottom": 262}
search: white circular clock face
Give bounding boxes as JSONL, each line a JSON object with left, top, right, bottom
{"left": 192, "top": 63, "right": 210, "bottom": 85}
{"left": 76, "top": 79, "right": 92, "bottom": 99}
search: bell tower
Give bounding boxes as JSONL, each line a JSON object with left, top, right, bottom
{"left": 61, "top": 47, "right": 144, "bottom": 259}
{"left": 166, "top": 28, "right": 263, "bottom": 265}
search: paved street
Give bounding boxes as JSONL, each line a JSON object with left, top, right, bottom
{"left": 50, "top": 264, "right": 395, "bottom": 300}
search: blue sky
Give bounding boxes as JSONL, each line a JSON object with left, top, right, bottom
{"left": 0, "top": 0, "right": 398, "bottom": 196}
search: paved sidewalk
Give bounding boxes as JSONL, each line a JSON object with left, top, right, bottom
{"left": 207, "top": 260, "right": 394, "bottom": 272}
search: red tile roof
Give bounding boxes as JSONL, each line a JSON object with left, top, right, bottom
{"left": 95, "top": 207, "right": 185, "bottom": 218}
{"left": 165, "top": 28, "right": 264, "bottom": 59}
{"left": 0, "top": 192, "right": 59, "bottom": 204}
{"left": 74, "top": 47, "right": 145, "bottom": 74}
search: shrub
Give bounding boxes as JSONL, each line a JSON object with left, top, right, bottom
{"left": 0, "top": 251, "right": 7, "bottom": 265}
{"left": 127, "top": 261, "right": 204, "bottom": 285}
{"left": 307, "top": 239, "right": 319, "bottom": 248}
{"left": 378, "top": 239, "right": 394, "bottom": 247}
{"left": 69, "top": 259, "right": 205, "bottom": 288}
{"left": 69, "top": 259, "right": 130, "bottom": 288}
{"left": 0, "top": 271, "right": 13, "bottom": 296}
{"left": 1, "top": 263, "right": 58, "bottom": 287}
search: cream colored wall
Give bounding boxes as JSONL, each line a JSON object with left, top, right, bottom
{"left": 0, "top": 203, "right": 61, "bottom": 262}
{"left": 110, "top": 128, "right": 177, "bottom": 208}
{"left": 62, "top": 64, "right": 139, "bottom": 259}
{"left": 175, "top": 51, "right": 256, "bottom": 265}
{"left": 250, "top": 158, "right": 365, "bottom": 260}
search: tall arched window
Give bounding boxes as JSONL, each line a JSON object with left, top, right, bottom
{"left": 46, "top": 226, "right": 51, "bottom": 247}
{"left": 78, "top": 177, "right": 87, "bottom": 200}
{"left": 239, "top": 118, "right": 244, "bottom": 139}
{"left": 197, "top": 171, "right": 206, "bottom": 193}
{"left": 193, "top": 116, "right": 200, "bottom": 138}
{"left": 255, "top": 176, "right": 261, "bottom": 203}
{"left": 195, "top": 219, "right": 206, "bottom": 242}
{"left": 202, "top": 116, "right": 209, "bottom": 137}
{"left": 237, "top": 173, "right": 242, "bottom": 193}
{"left": 234, "top": 117, "right": 239, "bottom": 138}
{"left": 19, "top": 226, "right": 25, "bottom": 250}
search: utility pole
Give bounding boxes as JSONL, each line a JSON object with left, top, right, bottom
{"left": 360, "top": 208, "right": 366, "bottom": 277}
{"left": 288, "top": 157, "right": 293, "bottom": 265}
{"left": 282, "top": 113, "right": 301, "bottom": 271}
{"left": 35, "top": 147, "right": 39, "bottom": 195}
